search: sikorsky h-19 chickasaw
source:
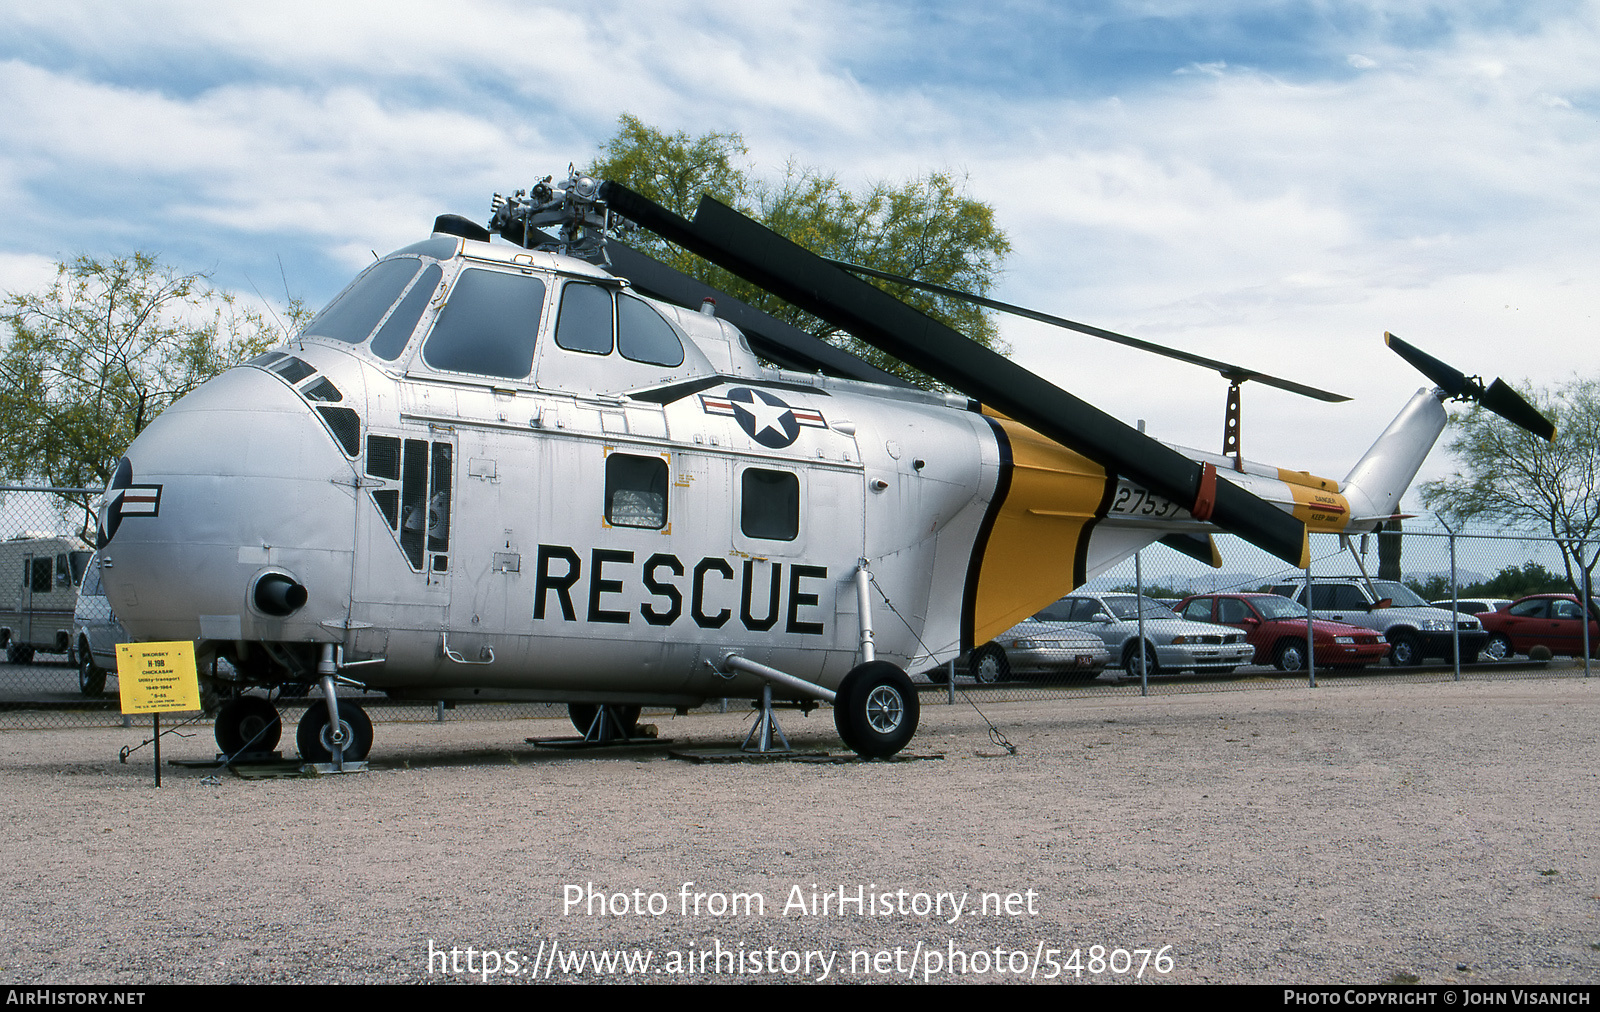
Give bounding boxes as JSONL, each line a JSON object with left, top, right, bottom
{"left": 92, "top": 170, "right": 1554, "bottom": 766}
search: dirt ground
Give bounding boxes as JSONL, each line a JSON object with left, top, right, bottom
{"left": 1, "top": 677, "right": 1597, "bottom": 985}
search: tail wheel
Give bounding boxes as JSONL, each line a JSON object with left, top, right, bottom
{"left": 215, "top": 696, "right": 282, "bottom": 754}
{"left": 833, "top": 661, "right": 919, "bottom": 758}
{"left": 296, "top": 700, "right": 372, "bottom": 763}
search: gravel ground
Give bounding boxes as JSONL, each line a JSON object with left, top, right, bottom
{"left": 2, "top": 676, "right": 1598, "bottom": 985}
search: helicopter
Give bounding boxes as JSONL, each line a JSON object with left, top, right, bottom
{"left": 90, "top": 169, "right": 1554, "bottom": 765}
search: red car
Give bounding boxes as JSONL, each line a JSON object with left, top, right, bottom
{"left": 1477, "top": 594, "right": 1600, "bottom": 660}
{"left": 1175, "top": 593, "right": 1390, "bottom": 671}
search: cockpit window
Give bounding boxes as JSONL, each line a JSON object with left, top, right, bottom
{"left": 554, "top": 282, "right": 615, "bottom": 355}
{"left": 421, "top": 268, "right": 546, "bottom": 380}
{"left": 617, "top": 294, "right": 685, "bottom": 367}
{"left": 370, "top": 264, "right": 442, "bottom": 361}
{"left": 302, "top": 258, "right": 423, "bottom": 345}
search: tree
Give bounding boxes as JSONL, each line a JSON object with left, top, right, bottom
{"left": 0, "top": 253, "right": 306, "bottom": 530}
{"left": 589, "top": 114, "right": 1011, "bottom": 386}
{"left": 1421, "top": 378, "right": 1600, "bottom": 599}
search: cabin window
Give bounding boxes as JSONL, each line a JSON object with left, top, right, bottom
{"left": 740, "top": 469, "right": 799, "bottom": 541}
{"left": 605, "top": 454, "right": 669, "bottom": 529}
{"left": 554, "top": 282, "right": 615, "bottom": 355}
{"left": 617, "top": 294, "right": 685, "bottom": 367}
{"left": 370, "top": 264, "right": 442, "bottom": 361}
{"left": 302, "top": 258, "right": 423, "bottom": 345}
{"left": 421, "top": 269, "right": 545, "bottom": 380}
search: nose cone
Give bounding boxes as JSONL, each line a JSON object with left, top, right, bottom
{"left": 98, "top": 365, "right": 358, "bottom": 644}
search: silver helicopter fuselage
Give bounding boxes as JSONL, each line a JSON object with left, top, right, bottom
{"left": 95, "top": 230, "right": 1449, "bottom": 708}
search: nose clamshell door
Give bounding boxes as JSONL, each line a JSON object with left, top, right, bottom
{"left": 96, "top": 365, "right": 359, "bottom": 646}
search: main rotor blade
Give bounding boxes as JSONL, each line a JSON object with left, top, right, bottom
{"left": 603, "top": 241, "right": 912, "bottom": 387}
{"left": 828, "top": 259, "right": 1350, "bottom": 403}
{"left": 1385, "top": 332, "right": 1555, "bottom": 441}
{"left": 601, "top": 180, "right": 1309, "bottom": 568}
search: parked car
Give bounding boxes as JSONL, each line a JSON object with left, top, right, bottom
{"left": 1476, "top": 594, "right": 1600, "bottom": 660}
{"left": 1174, "top": 593, "right": 1389, "bottom": 671}
{"left": 1044, "top": 593, "right": 1254, "bottom": 676}
{"left": 938, "top": 609, "right": 1111, "bottom": 683}
{"left": 1431, "top": 598, "right": 1512, "bottom": 616}
{"left": 72, "top": 553, "right": 127, "bottom": 696}
{"left": 1265, "top": 577, "right": 1487, "bottom": 665}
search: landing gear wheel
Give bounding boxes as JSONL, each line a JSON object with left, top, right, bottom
{"left": 296, "top": 700, "right": 372, "bottom": 763}
{"left": 1388, "top": 632, "right": 1422, "bottom": 667}
{"left": 969, "top": 644, "right": 1009, "bottom": 683}
{"left": 833, "top": 661, "right": 919, "bottom": 759}
{"left": 1479, "top": 634, "right": 1512, "bottom": 662}
{"left": 1275, "top": 640, "right": 1308, "bottom": 673}
{"left": 215, "top": 696, "right": 282, "bottom": 755}
{"left": 77, "top": 642, "right": 107, "bottom": 696}
{"left": 1121, "top": 641, "right": 1158, "bottom": 678}
{"left": 567, "top": 704, "right": 642, "bottom": 739}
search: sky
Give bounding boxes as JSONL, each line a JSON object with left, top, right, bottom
{"left": 2, "top": 0, "right": 1597, "bottom": 509}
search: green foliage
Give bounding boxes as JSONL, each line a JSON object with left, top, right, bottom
{"left": 1421, "top": 378, "right": 1600, "bottom": 595}
{"left": 590, "top": 114, "right": 1011, "bottom": 386}
{"left": 1408, "top": 562, "right": 1570, "bottom": 602}
{"left": 0, "top": 253, "right": 307, "bottom": 523}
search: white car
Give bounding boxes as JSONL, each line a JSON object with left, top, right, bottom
{"left": 1045, "top": 593, "right": 1255, "bottom": 676}
{"left": 72, "top": 555, "right": 127, "bottom": 696}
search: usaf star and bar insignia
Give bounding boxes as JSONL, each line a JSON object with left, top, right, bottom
{"left": 699, "top": 387, "right": 827, "bottom": 449}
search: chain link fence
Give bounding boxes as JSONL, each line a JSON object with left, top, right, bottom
{"left": 0, "top": 486, "right": 1589, "bottom": 739}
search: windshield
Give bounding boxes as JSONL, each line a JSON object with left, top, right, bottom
{"left": 1104, "top": 595, "right": 1178, "bottom": 620}
{"left": 1370, "top": 580, "right": 1430, "bottom": 608}
{"left": 1252, "top": 596, "right": 1308, "bottom": 620}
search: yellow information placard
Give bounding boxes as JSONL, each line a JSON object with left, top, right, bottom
{"left": 117, "top": 641, "right": 201, "bottom": 714}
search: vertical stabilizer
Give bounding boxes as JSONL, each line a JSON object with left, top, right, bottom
{"left": 1340, "top": 388, "right": 1449, "bottom": 525}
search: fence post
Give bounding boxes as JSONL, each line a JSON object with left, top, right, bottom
{"left": 1135, "top": 550, "right": 1147, "bottom": 697}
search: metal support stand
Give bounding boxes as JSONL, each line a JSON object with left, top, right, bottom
{"left": 741, "top": 684, "right": 792, "bottom": 753}
{"left": 580, "top": 705, "right": 638, "bottom": 744}
{"left": 718, "top": 653, "right": 836, "bottom": 755}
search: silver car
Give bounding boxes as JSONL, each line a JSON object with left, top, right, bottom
{"left": 1045, "top": 593, "right": 1255, "bottom": 676}
{"left": 938, "top": 612, "right": 1111, "bottom": 683}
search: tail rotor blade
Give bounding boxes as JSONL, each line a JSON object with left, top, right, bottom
{"left": 1384, "top": 332, "right": 1471, "bottom": 398}
{"left": 1481, "top": 379, "right": 1557, "bottom": 441}
{"left": 1385, "top": 331, "right": 1555, "bottom": 441}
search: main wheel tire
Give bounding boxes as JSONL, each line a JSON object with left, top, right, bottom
{"left": 1479, "top": 634, "right": 1513, "bottom": 662}
{"left": 1275, "top": 640, "right": 1308, "bottom": 673}
{"left": 968, "top": 645, "right": 1009, "bottom": 683}
{"left": 1121, "top": 641, "right": 1158, "bottom": 678}
{"left": 567, "top": 703, "right": 641, "bottom": 738}
{"left": 77, "top": 641, "right": 107, "bottom": 696}
{"left": 1388, "top": 632, "right": 1422, "bottom": 667}
{"left": 833, "top": 661, "right": 919, "bottom": 759}
{"left": 296, "top": 700, "right": 372, "bottom": 763}
{"left": 215, "top": 696, "right": 282, "bottom": 754}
